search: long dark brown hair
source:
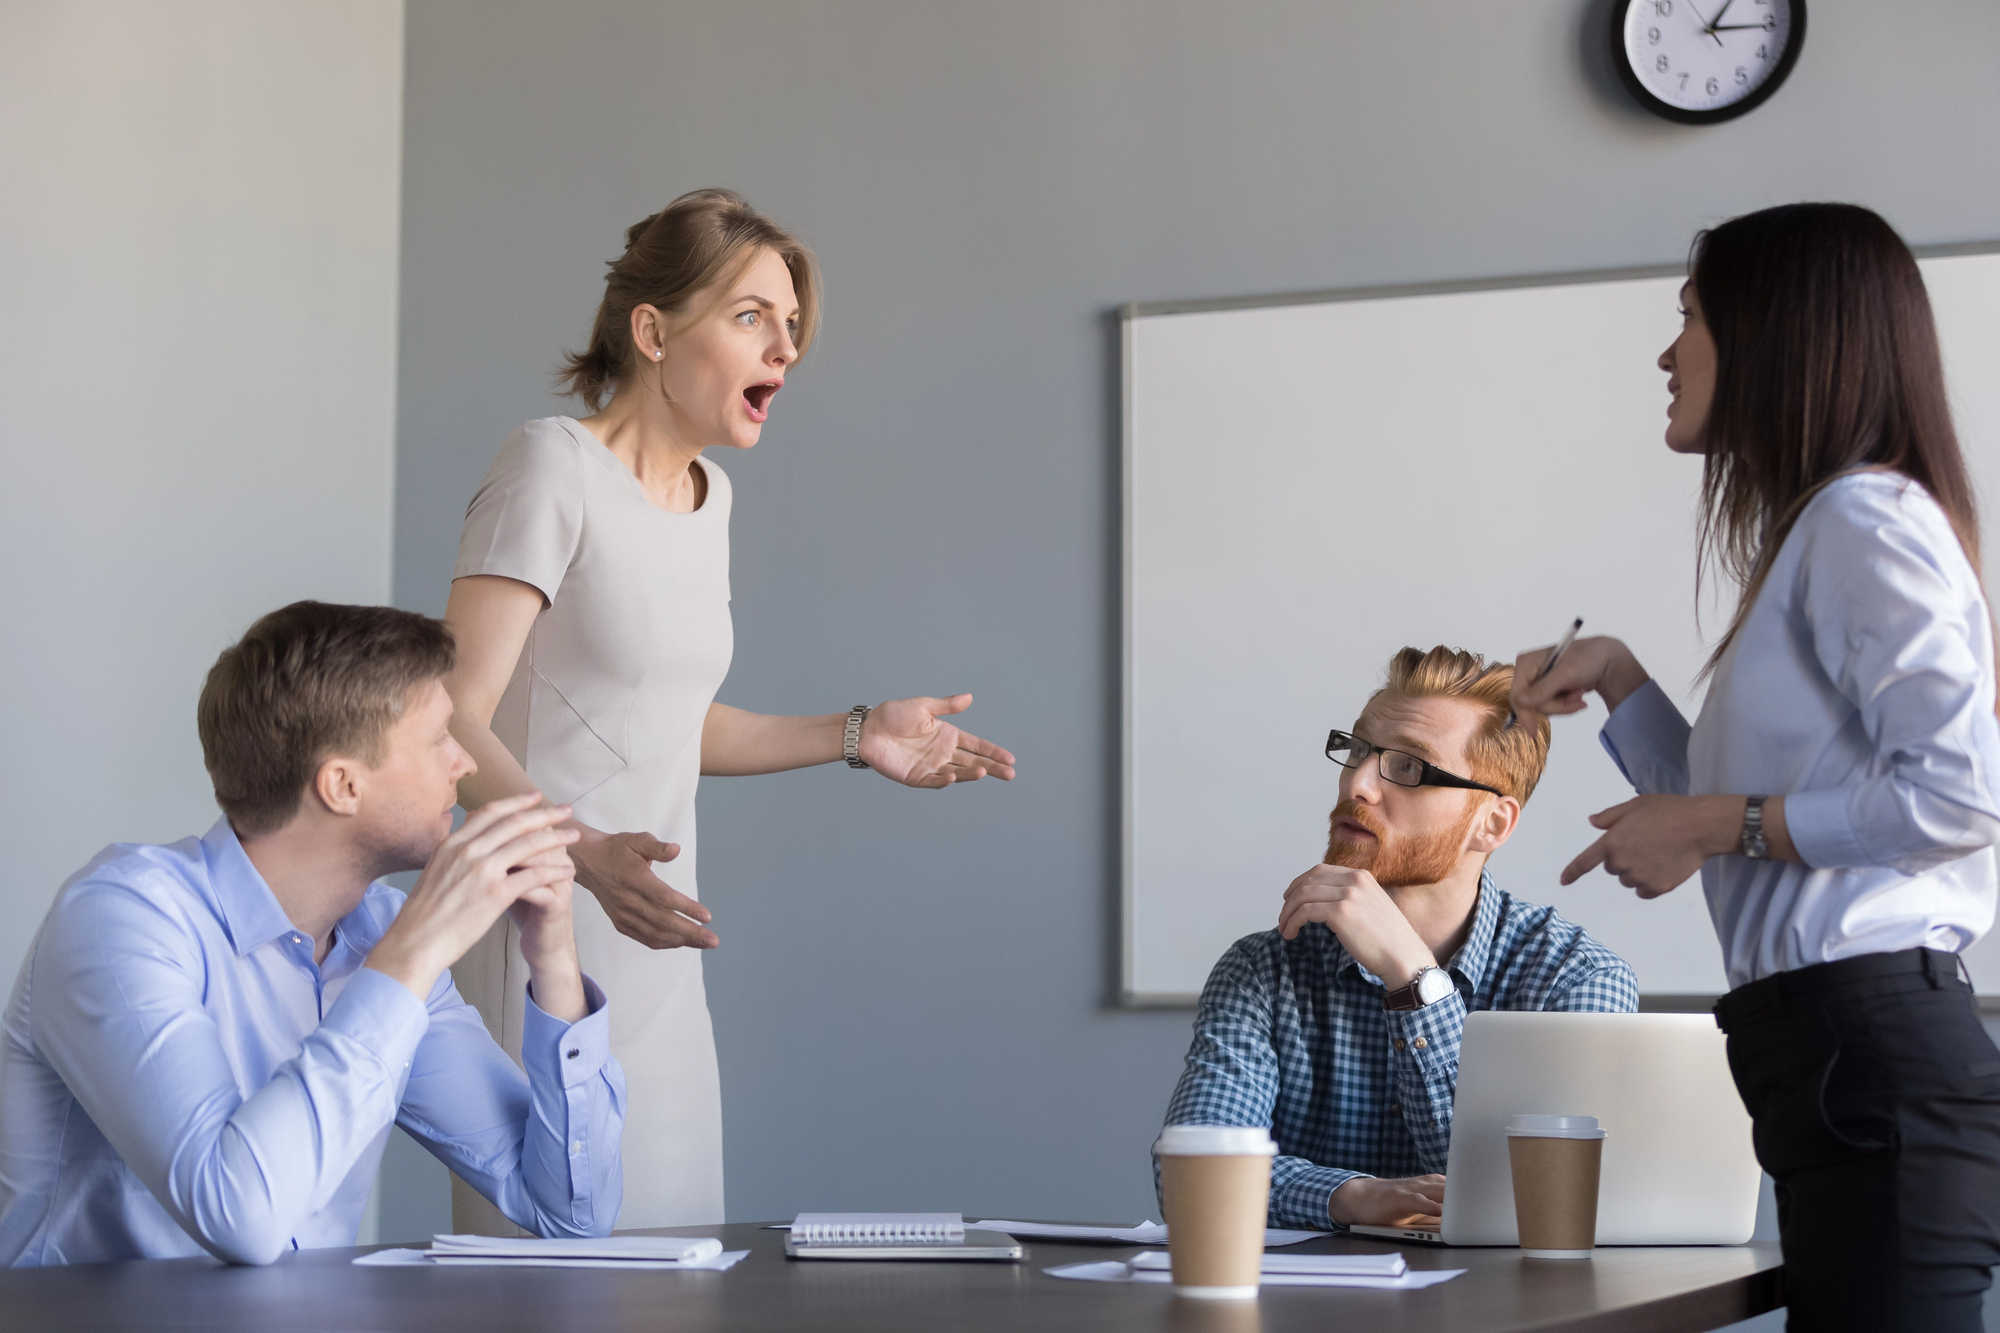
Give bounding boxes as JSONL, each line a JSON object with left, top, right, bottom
{"left": 1691, "top": 202, "right": 1981, "bottom": 675}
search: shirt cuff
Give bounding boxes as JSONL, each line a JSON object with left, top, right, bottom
{"left": 1599, "top": 679, "right": 1691, "bottom": 789}
{"left": 1384, "top": 993, "right": 1464, "bottom": 1126}
{"left": 1779, "top": 786, "right": 1862, "bottom": 871}
{"left": 522, "top": 974, "right": 612, "bottom": 1091}
{"left": 1271, "top": 1164, "right": 1364, "bottom": 1231}
{"left": 325, "top": 965, "right": 432, "bottom": 1076}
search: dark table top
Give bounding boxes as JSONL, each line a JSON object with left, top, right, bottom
{"left": 0, "top": 1222, "right": 1782, "bottom": 1333}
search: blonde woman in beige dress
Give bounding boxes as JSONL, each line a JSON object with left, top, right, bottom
{"left": 441, "top": 190, "right": 1015, "bottom": 1231}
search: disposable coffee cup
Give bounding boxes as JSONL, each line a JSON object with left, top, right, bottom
{"left": 1155, "top": 1125, "right": 1276, "bottom": 1300}
{"left": 1505, "top": 1114, "right": 1606, "bottom": 1259}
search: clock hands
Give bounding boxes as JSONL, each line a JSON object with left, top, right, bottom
{"left": 1683, "top": 0, "right": 1726, "bottom": 47}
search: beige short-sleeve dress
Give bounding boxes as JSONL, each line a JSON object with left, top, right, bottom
{"left": 451, "top": 415, "right": 732, "bottom": 1229}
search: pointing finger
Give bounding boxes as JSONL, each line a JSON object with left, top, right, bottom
{"left": 1561, "top": 836, "right": 1611, "bottom": 886}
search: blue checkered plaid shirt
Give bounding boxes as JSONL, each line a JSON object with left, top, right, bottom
{"left": 1159, "top": 870, "right": 1638, "bottom": 1229}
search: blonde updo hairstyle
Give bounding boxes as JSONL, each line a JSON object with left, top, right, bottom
{"left": 557, "top": 188, "right": 820, "bottom": 412}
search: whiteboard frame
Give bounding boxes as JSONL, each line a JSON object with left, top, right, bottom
{"left": 1119, "top": 240, "right": 2000, "bottom": 1009}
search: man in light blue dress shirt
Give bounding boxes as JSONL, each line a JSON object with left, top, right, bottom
{"left": 0, "top": 601, "right": 625, "bottom": 1266}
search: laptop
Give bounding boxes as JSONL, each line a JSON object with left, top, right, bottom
{"left": 1349, "top": 1012, "right": 1760, "bottom": 1246}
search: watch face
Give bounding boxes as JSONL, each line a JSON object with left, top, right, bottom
{"left": 1614, "top": 0, "right": 1804, "bottom": 125}
{"left": 1416, "top": 969, "right": 1455, "bottom": 1005}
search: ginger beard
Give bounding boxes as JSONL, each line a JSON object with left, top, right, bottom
{"left": 1324, "top": 796, "right": 1481, "bottom": 889}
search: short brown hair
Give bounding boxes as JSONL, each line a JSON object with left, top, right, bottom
{"left": 197, "top": 602, "right": 456, "bottom": 835}
{"left": 1369, "top": 646, "right": 1552, "bottom": 804}
{"left": 556, "top": 188, "right": 821, "bottom": 411}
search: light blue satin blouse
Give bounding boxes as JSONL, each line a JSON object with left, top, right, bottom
{"left": 1602, "top": 471, "right": 2000, "bottom": 990}
{"left": 0, "top": 819, "right": 624, "bottom": 1266}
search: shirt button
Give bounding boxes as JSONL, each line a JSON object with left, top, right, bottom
{"left": 571, "top": 1141, "right": 583, "bottom": 1154}
{"left": 1393, "top": 1039, "right": 1407, "bottom": 1051}
{"left": 1389, "top": 1103, "right": 1402, "bottom": 1117}
{"left": 1413, "top": 1038, "right": 1428, "bottom": 1050}
{"left": 566, "top": 1048, "right": 581, "bottom": 1060}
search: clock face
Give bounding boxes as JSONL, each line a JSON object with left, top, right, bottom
{"left": 1614, "top": 0, "right": 1805, "bottom": 124}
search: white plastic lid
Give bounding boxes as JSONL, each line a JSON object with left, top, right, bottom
{"left": 1154, "top": 1125, "right": 1278, "bottom": 1157}
{"left": 1505, "top": 1114, "right": 1606, "bottom": 1140}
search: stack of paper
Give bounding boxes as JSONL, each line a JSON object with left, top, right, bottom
{"left": 1046, "top": 1250, "right": 1464, "bottom": 1290}
{"left": 354, "top": 1234, "right": 747, "bottom": 1270}
{"left": 970, "top": 1220, "right": 1332, "bottom": 1247}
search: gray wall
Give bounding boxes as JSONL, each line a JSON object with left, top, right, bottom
{"left": 0, "top": 0, "right": 403, "bottom": 1013}
{"left": 394, "top": 0, "right": 2000, "bottom": 1231}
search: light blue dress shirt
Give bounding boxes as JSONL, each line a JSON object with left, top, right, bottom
{"left": 1602, "top": 472, "right": 2000, "bottom": 989}
{"left": 0, "top": 818, "right": 625, "bottom": 1266}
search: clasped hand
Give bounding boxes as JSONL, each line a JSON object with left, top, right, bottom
{"left": 367, "top": 793, "right": 584, "bottom": 1015}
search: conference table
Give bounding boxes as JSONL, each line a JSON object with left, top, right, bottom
{"left": 0, "top": 1223, "right": 1783, "bottom": 1333}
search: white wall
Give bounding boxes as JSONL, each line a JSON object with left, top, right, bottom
{"left": 0, "top": 0, "right": 404, "bottom": 990}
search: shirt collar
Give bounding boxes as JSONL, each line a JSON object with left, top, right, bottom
{"left": 199, "top": 817, "right": 301, "bottom": 956}
{"left": 1448, "top": 867, "right": 1503, "bottom": 984}
{"left": 1334, "top": 866, "right": 1501, "bottom": 988}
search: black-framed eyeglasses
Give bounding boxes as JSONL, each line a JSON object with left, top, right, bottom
{"left": 1325, "top": 729, "right": 1503, "bottom": 797}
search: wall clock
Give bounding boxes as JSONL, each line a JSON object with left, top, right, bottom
{"left": 1612, "top": 0, "right": 1805, "bottom": 124}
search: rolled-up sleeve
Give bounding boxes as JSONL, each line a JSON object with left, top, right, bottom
{"left": 395, "top": 975, "right": 624, "bottom": 1238}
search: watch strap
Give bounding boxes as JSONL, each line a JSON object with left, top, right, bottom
{"left": 1740, "top": 794, "right": 1769, "bottom": 860}
{"left": 843, "top": 705, "right": 872, "bottom": 769}
{"left": 1384, "top": 965, "right": 1447, "bottom": 1012}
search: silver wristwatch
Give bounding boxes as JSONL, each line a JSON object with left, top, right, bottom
{"left": 1740, "top": 795, "right": 1770, "bottom": 860}
{"left": 843, "top": 705, "right": 872, "bottom": 769}
{"left": 1383, "top": 965, "right": 1455, "bottom": 1012}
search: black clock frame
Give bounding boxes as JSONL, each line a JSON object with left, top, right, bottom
{"left": 1610, "top": 0, "right": 1807, "bottom": 125}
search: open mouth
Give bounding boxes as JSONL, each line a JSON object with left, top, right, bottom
{"left": 742, "top": 380, "right": 781, "bottom": 421}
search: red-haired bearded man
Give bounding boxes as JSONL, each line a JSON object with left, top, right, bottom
{"left": 1158, "top": 646, "right": 1638, "bottom": 1230}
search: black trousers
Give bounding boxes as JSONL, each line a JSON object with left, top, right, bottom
{"left": 1716, "top": 949, "right": 2000, "bottom": 1332}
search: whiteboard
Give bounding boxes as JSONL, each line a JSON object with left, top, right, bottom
{"left": 1123, "top": 247, "right": 2000, "bottom": 1003}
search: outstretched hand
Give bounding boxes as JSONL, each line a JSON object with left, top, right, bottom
{"left": 569, "top": 826, "right": 717, "bottom": 950}
{"left": 859, "top": 694, "right": 1018, "bottom": 789}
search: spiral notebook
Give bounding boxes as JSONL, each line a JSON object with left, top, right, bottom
{"left": 783, "top": 1213, "right": 1023, "bottom": 1262}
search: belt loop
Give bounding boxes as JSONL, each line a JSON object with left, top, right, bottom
{"left": 1920, "top": 948, "right": 1940, "bottom": 989}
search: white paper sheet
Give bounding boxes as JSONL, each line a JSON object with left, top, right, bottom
{"left": 355, "top": 1240, "right": 747, "bottom": 1271}
{"left": 1045, "top": 1257, "right": 1463, "bottom": 1290}
{"left": 969, "top": 1220, "right": 1332, "bottom": 1248}
{"left": 1128, "top": 1250, "right": 1405, "bottom": 1278}
{"left": 432, "top": 1234, "right": 723, "bottom": 1262}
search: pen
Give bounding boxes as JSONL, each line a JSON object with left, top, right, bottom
{"left": 1507, "top": 617, "right": 1583, "bottom": 729}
